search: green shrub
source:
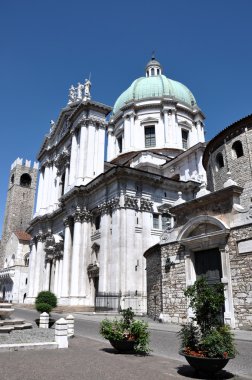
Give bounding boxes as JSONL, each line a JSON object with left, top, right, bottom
{"left": 100, "top": 308, "right": 150, "bottom": 354}
{"left": 35, "top": 302, "right": 52, "bottom": 314}
{"left": 201, "top": 325, "right": 236, "bottom": 358}
{"left": 35, "top": 291, "right": 57, "bottom": 308}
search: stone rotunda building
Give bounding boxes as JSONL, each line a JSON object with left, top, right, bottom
{"left": 145, "top": 114, "right": 252, "bottom": 329}
{"left": 26, "top": 57, "right": 206, "bottom": 312}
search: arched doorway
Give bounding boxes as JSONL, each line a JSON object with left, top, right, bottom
{"left": 178, "top": 215, "right": 235, "bottom": 327}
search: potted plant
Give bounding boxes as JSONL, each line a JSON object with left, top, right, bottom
{"left": 35, "top": 291, "right": 57, "bottom": 328}
{"left": 100, "top": 308, "right": 150, "bottom": 354}
{"left": 178, "top": 278, "right": 236, "bottom": 375}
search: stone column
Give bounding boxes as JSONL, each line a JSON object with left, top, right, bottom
{"left": 79, "top": 210, "right": 91, "bottom": 300}
{"left": 70, "top": 209, "right": 82, "bottom": 302}
{"left": 76, "top": 124, "right": 86, "bottom": 182}
{"left": 54, "top": 259, "right": 59, "bottom": 296}
{"left": 61, "top": 217, "right": 72, "bottom": 301}
{"left": 42, "top": 164, "right": 50, "bottom": 211}
{"left": 219, "top": 247, "right": 235, "bottom": 327}
{"left": 107, "top": 126, "right": 115, "bottom": 161}
{"left": 163, "top": 110, "right": 169, "bottom": 144}
{"left": 57, "top": 258, "right": 63, "bottom": 298}
{"left": 124, "top": 116, "right": 130, "bottom": 151}
{"left": 27, "top": 239, "right": 37, "bottom": 300}
{"left": 44, "top": 260, "right": 51, "bottom": 290}
{"left": 69, "top": 131, "right": 78, "bottom": 186}
{"left": 130, "top": 113, "right": 135, "bottom": 148}
{"left": 33, "top": 235, "right": 44, "bottom": 298}
{"left": 98, "top": 206, "right": 110, "bottom": 292}
{"left": 64, "top": 166, "right": 70, "bottom": 193}
{"left": 35, "top": 168, "right": 44, "bottom": 214}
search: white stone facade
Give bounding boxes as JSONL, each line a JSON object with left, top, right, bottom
{"left": 26, "top": 60, "right": 206, "bottom": 313}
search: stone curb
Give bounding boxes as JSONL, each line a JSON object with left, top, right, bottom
{"left": 0, "top": 342, "right": 58, "bottom": 352}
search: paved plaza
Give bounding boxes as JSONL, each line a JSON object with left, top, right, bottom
{"left": 0, "top": 336, "right": 248, "bottom": 380}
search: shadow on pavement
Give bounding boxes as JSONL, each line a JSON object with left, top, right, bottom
{"left": 177, "top": 364, "right": 235, "bottom": 379}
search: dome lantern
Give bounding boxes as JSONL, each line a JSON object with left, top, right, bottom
{"left": 145, "top": 54, "right": 162, "bottom": 77}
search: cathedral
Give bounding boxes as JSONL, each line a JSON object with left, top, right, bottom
{"left": 24, "top": 56, "right": 206, "bottom": 312}
{"left": 1, "top": 56, "right": 251, "bottom": 328}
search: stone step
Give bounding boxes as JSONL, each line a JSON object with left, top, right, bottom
{"left": 13, "top": 323, "right": 32, "bottom": 330}
{"left": 0, "top": 303, "right": 13, "bottom": 308}
{"left": 3, "top": 319, "right": 25, "bottom": 326}
{"left": 0, "top": 326, "right": 14, "bottom": 333}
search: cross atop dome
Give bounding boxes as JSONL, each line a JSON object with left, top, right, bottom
{"left": 145, "top": 53, "right": 162, "bottom": 77}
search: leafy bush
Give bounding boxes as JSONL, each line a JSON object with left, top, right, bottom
{"left": 100, "top": 308, "right": 150, "bottom": 354}
{"left": 178, "top": 278, "right": 236, "bottom": 358}
{"left": 35, "top": 291, "right": 57, "bottom": 315}
{"left": 201, "top": 325, "right": 236, "bottom": 358}
{"left": 35, "top": 302, "right": 52, "bottom": 314}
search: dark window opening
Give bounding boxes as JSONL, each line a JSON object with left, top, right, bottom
{"left": 216, "top": 153, "right": 224, "bottom": 169}
{"left": 232, "top": 141, "right": 244, "bottom": 158}
{"left": 20, "top": 173, "right": 31, "bottom": 187}
{"left": 145, "top": 126, "right": 156, "bottom": 147}
{"left": 153, "top": 213, "right": 159, "bottom": 229}
{"left": 151, "top": 68, "right": 154, "bottom": 76}
{"left": 182, "top": 130, "right": 189, "bottom": 149}
{"left": 95, "top": 215, "right": 101, "bottom": 230}
{"left": 157, "top": 69, "right": 160, "bottom": 75}
{"left": 11, "top": 174, "right": 14, "bottom": 184}
{"left": 162, "top": 213, "right": 170, "bottom": 230}
{"left": 61, "top": 172, "right": 66, "bottom": 196}
{"left": 25, "top": 278, "right": 28, "bottom": 285}
{"left": 117, "top": 136, "right": 122, "bottom": 153}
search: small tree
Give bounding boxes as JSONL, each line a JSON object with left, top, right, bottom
{"left": 184, "top": 277, "right": 225, "bottom": 335}
{"left": 178, "top": 278, "right": 236, "bottom": 358}
{"left": 35, "top": 291, "right": 57, "bottom": 315}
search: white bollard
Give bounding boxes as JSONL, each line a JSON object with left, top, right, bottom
{"left": 39, "top": 312, "right": 49, "bottom": 328}
{"left": 55, "top": 318, "right": 68, "bottom": 349}
{"left": 66, "top": 314, "right": 74, "bottom": 337}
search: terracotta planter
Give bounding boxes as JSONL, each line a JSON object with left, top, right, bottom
{"left": 109, "top": 339, "right": 135, "bottom": 353}
{"left": 180, "top": 351, "right": 233, "bottom": 375}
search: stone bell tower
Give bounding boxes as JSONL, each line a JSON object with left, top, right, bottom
{"left": 0, "top": 158, "right": 38, "bottom": 266}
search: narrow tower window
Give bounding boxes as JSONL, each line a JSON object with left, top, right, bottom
{"left": 216, "top": 152, "right": 224, "bottom": 169}
{"left": 153, "top": 213, "right": 159, "bottom": 229}
{"left": 232, "top": 141, "right": 244, "bottom": 158}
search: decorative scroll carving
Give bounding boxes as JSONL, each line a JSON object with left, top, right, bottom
{"left": 44, "top": 233, "right": 64, "bottom": 262}
{"left": 140, "top": 198, "right": 153, "bottom": 212}
{"left": 97, "top": 197, "right": 120, "bottom": 215}
{"left": 124, "top": 195, "right": 138, "bottom": 210}
{"left": 54, "top": 147, "right": 70, "bottom": 175}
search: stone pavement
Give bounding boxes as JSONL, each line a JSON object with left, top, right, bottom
{"left": 0, "top": 336, "right": 247, "bottom": 380}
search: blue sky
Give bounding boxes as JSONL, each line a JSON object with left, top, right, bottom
{"left": 0, "top": 0, "right": 252, "bottom": 233}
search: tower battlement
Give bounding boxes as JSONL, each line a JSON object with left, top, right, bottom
{"left": 11, "top": 158, "right": 39, "bottom": 171}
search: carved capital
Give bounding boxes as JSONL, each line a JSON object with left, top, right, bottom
{"left": 63, "top": 216, "right": 70, "bottom": 227}
{"left": 82, "top": 209, "right": 92, "bottom": 222}
{"left": 124, "top": 195, "right": 138, "bottom": 210}
{"left": 36, "top": 233, "right": 44, "bottom": 243}
{"left": 140, "top": 198, "right": 153, "bottom": 212}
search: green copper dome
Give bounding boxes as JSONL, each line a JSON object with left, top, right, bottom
{"left": 113, "top": 74, "right": 196, "bottom": 115}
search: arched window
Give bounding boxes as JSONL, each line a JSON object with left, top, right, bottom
{"left": 151, "top": 68, "right": 154, "bottom": 76}
{"left": 216, "top": 153, "right": 224, "bottom": 170}
{"left": 232, "top": 141, "right": 244, "bottom": 158}
{"left": 20, "top": 173, "right": 31, "bottom": 187}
